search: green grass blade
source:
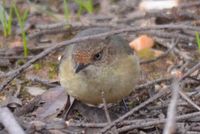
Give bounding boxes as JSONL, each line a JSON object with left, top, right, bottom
{"left": 0, "top": 5, "right": 8, "bottom": 36}
{"left": 7, "top": 4, "right": 13, "bottom": 35}
{"left": 63, "top": 0, "right": 70, "bottom": 19}
{"left": 22, "top": 9, "right": 29, "bottom": 22}
{"left": 195, "top": 32, "right": 200, "bottom": 50}
{"left": 22, "top": 32, "right": 28, "bottom": 57}
{"left": 84, "top": 0, "right": 93, "bottom": 14}
{"left": 14, "top": 4, "right": 29, "bottom": 57}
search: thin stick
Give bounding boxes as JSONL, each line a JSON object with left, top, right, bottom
{"left": 0, "top": 107, "right": 25, "bottom": 134}
{"left": 101, "top": 91, "right": 112, "bottom": 124}
{"left": 68, "top": 111, "right": 200, "bottom": 130}
{"left": 100, "top": 87, "right": 169, "bottom": 133}
{"left": 179, "top": 62, "right": 200, "bottom": 81}
{"left": 163, "top": 79, "right": 179, "bottom": 134}
{"left": 101, "top": 91, "right": 118, "bottom": 134}
{"left": 178, "top": 61, "right": 200, "bottom": 111}
{"left": 178, "top": 91, "right": 200, "bottom": 111}
{"left": 118, "top": 112, "right": 200, "bottom": 133}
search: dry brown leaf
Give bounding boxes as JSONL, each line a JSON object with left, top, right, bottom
{"left": 129, "top": 35, "right": 154, "bottom": 52}
{"left": 33, "top": 86, "right": 68, "bottom": 120}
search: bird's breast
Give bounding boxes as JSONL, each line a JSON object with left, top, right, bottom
{"left": 59, "top": 54, "right": 140, "bottom": 105}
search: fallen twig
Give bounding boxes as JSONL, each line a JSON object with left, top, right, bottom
{"left": 163, "top": 79, "right": 179, "bottom": 134}
{"left": 100, "top": 87, "right": 170, "bottom": 133}
{"left": 0, "top": 107, "right": 25, "bottom": 134}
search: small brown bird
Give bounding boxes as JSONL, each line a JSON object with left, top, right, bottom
{"left": 59, "top": 28, "right": 140, "bottom": 105}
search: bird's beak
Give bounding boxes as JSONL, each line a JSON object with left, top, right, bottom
{"left": 75, "top": 63, "right": 90, "bottom": 73}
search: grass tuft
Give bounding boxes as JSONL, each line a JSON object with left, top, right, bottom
{"left": 0, "top": 4, "right": 14, "bottom": 37}
{"left": 14, "top": 5, "right": 29, "bottom": 57}
{"left": 74, "top": 0, "right": 94, "bottom": 16}
{"left": 63, "top": 0, "right": 71, "bottom": 19}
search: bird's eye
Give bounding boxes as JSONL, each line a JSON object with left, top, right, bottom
{"left": 93, "top": 51, "right": 103, "bottom": 61}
